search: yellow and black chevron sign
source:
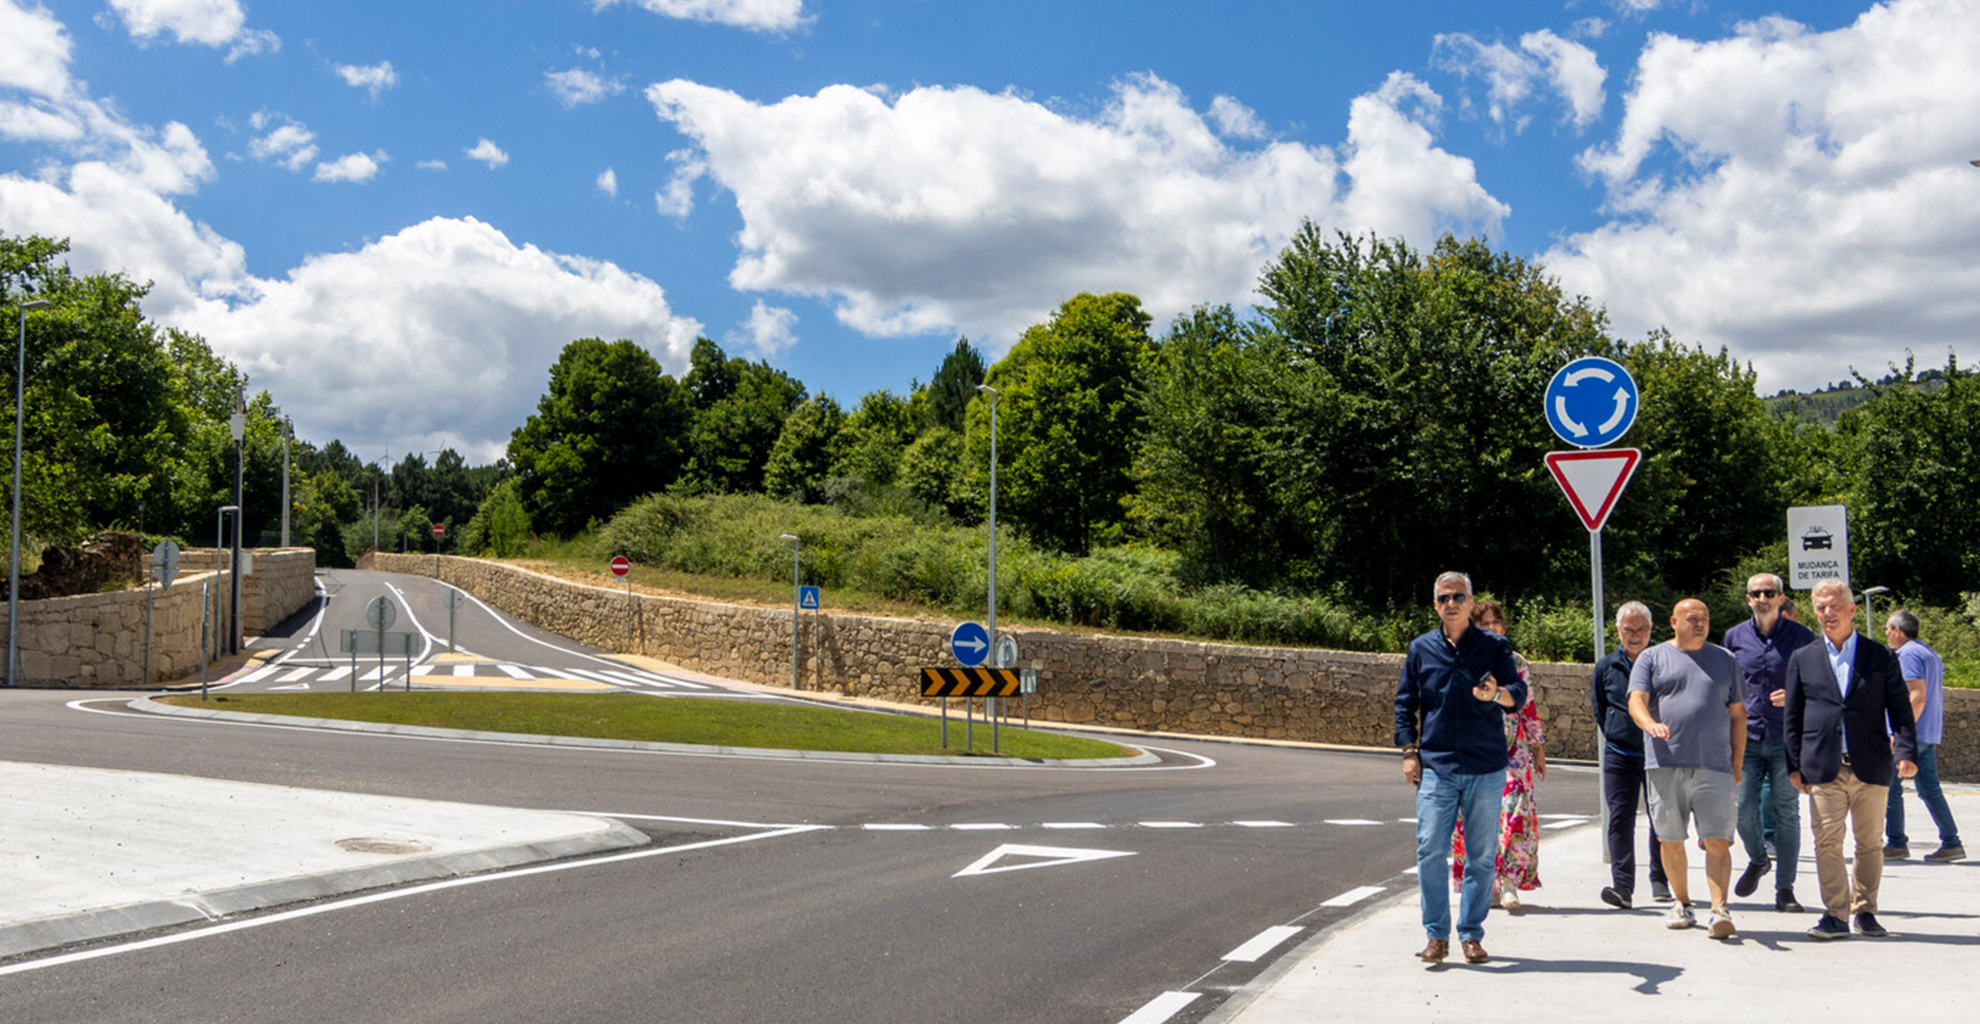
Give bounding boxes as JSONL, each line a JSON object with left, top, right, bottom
{"left": 920, "top": 667, "right": 1021, "bottom": 698}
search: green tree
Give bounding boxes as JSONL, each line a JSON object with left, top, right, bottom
{"left": 921, "top": 336, "right": 985, "bottom": 432}
{"left": 966, "top": 292, "right": 1153, "bottom": 555}
{"left": 831, "top": 389, "right": 917, "bottom": 488}
{"left": 682, "top": 340, "right": 805, "bottom": 494}
{"left": 762, "top": 395, "right": 846, "bottom": 503}
{"left": 506, "top": 338, "right": 692, "bottom": 535}
{"left": 898, "top": 426, "right": 975, "bottom": 521}
{"left": 1839, "top": 356, "right": 1980, "bottom": 604}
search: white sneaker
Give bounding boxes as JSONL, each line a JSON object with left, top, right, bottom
{"left": 1501, "top": 888, "right": 1521, "bottom": 910}
{"left": 1666, "top": 903, "right": 1696, "bottom": 930}
{"left": 1707, "top": 907, "right": 1737, "bottom": 940}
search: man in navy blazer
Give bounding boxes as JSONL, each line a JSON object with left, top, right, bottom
{"left": 1785, "top": 578, "right": 1917, "bottom": 941}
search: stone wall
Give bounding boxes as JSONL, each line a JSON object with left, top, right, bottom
{"left": 368, "top": 553, "right": 1980, "bottom": 781}
{"left": 1, "top": 548, "right": 317, "bottom": 687}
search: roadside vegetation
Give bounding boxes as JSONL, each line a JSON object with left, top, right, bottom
{"left": 9, "top": 226, "right": 1977, "bottom": 683}
{"left": 163, "top": 692, "right": 1133, "bottom": 760}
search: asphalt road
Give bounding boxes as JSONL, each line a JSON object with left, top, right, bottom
{"left": 1, "top": 570, "right": 1602, "bottom": 1024}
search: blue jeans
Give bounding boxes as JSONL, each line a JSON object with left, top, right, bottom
{"left": 1737, "top": 739, "right": 1799, "bottom": 887}
{"left": 1417, "top": 765, "right": 1505, "bottom": 942}
{"left": 1888, "top": 742, "right": 1961, "bottom": 848}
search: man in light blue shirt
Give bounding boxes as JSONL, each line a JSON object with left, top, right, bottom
{"left": 1883, "top": 610, "right": 1962, "bottom": 861}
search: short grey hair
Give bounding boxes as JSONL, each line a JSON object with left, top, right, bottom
{"left": 1810, "top": 577, "right": 1852, "bottom": 604}
{"left": 1888, "top": 610, "right": 1921, "bottom": 640}
{"left": 1615, "top": 601, "right": 1653, "bottom": 628}
{"left": 1747, "top": 571, "right": 1785, "bottom": 592}
{"left": 1433, "top": 571, "right": 1472, "bottom": 599}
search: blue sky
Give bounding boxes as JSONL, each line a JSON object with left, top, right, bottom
{"left": 3, "top": 0, "right": 1976, "bottom": 463}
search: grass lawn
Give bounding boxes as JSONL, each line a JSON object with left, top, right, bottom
{"left": 162, "top": 691, "right": 1133, "bottom": 760}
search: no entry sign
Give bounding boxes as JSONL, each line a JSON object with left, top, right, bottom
{"left": 610, "top": 555, "right": 631, "bottom": 578}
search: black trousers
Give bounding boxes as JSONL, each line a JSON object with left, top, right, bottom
{"left": 1603, "top": 747, "right": 1667, "bottom": 893}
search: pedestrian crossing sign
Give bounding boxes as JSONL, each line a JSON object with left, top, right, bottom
{"left": 799, "top": 585, "right": 820, "bottom": 610}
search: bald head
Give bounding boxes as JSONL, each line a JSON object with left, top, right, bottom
{"left": 1671, "top": 598, "right": 1711, "bottom": 650}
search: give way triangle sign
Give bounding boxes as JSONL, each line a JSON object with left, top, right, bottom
{"left": 1544, "top": 448, "right": 1641, "bottom": 532}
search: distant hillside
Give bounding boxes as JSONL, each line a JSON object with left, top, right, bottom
{"left": 1764, "top": 372, "right": 1946, "bottom": 425}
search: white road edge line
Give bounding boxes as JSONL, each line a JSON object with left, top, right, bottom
{"left": 1117, "top": 990, "right": 1200, "bottom": 1024}
{"left": 1320, "top": 885, "right": 1386, "bottom": 907}
{"left": 1221, "top": 925, "right": 1303, "bottom": 963}
{"left": 0, "top": 824, "right": 828, "bottom": 977}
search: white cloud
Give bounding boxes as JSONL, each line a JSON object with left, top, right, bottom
{"left": 464, "top": 137, "right": 508, "bottom": 168}
{"left": 1548, "top": 0, "right": 1980, "bottom": 393}
{"left": 102, "top": 0, "right": 277, "bottom": 59}
{"left": 592, "top": 0, "right": 810, "bottom": 34}
{"left": 312, "top": 149, "right": 386, "bottom": 183}
{"left": 417, "top": 158, "right": 447, "bottom": 171}
{"left": 546, "top": 67, "right": 625, "bottom": 108}
{"left": 173, "top": 217, "right": 705, "bottom": 462}
{"left": 246, "top": 112, "right": 317, "bottom": 171}
{"left": 727, "top": 300, "right": 797, "bottom": 356}
{"left": 653, "top": 149, "right": 703, "bottom": 217}
{"left": 595, "top": 166, "right": 617, "bottom": 196}
{"left": 1207, "top": 95, "right": 1266, "bottom": 140}
{"left": 1433, "top": 29, "right": 1605, "bottom": 132}
{"left": 335, "top": 61, "right": 398, "bottom": 102}
{"left": 648, "top": 72, "right": 1505, "bottom": 343}
{"left": 1, "top": 1, "right": 75, "bottom": 98}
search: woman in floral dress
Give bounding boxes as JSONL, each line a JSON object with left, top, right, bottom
{"left": 1451, "top": 599, "right": 1547, "bottom": 909}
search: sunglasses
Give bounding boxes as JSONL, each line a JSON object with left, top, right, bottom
{"left": 1747, "top": 588, "right": 1778, "bottom": 598}
{"left": 1435, "top": 593, "right": 1470, "bottom": 605}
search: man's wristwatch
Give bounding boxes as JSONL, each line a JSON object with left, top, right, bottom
{"left": 1401, "top": 745, "right": 1420, "bottom": 758}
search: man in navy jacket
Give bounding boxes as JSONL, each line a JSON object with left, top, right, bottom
{"left": 1396, "top": 571, "right": 1526, "bottom": 966}
{"left": 1785, "top": 577, "right": 1917, "bottom": 941}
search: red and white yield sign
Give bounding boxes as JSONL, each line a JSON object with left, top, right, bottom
{"left": 1544, "top": 448, "right": 1641, "bottom": 532}
{"left": 610, "top": 555, "right": 631, "bottom": 578}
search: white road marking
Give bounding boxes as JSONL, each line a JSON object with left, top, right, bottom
{"left": 1041, "top": 822, "right": 1107, "bottom": 830}
{"left": 1321, "top": 885, "right": 1386, "bottom": 907}
{"left": 0, "top": 823, "right": 827, "bottom": 977}
{"left": 1541, "top": 818, "right": 1589, "bottom": 830}
{"left": 1323, "top": 818, "right": 1385, "bottom": 826}
{"left": 951, "top": 823, "right": 1015, "bottom": 831}
{"left": 496, "top": 664, "right": 533, "bottom": 679}
{"left": 1221, "top": 925, "right": 1303, "bottom": 962}
{"left": 1138, "top": 821, "right": 1202, "bottom": 829}
{"left": 276, "top": 666, "right": 313, "bottom": 683}
{"left": 952, "top": 843, "right": 1135, "bottom": 878}
{"left": 863, "top": 824, "right": 932, "bottom": 831}
{"left": 318, "top": 666, "right": 352, "bottom": 683}
{"left": 236, "top": 664, "right": 282, "bottom": 684}
{"left": 1116, "top": 991, "right": 1200, "bottom": 1024}
{"left": 452, "top": 664, "right": 474, "bottom": 677}
{"left": 267, "top": 682, "right": 309, "bottom": 691}
{"left": 1232, "top": 820, "right": 1295, "bottom": 828}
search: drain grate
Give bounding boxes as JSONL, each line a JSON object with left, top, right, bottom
{"left": 335, "top": 837, "right": 432, "bottom": 855}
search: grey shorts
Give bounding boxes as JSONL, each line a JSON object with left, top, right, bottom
{"left": 1646, "top": 766, "right": 1737, "bottom": 842}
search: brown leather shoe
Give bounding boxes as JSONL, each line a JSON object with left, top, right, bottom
{"left": 1416, "top": 939, "right": 1449, "bottom": 963}
{"left": 1461, "top": 940, "right": 1490, "bottom": 964}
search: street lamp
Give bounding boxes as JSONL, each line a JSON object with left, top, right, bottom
{"left": 371, "top": 455, "right": 398, "bottom": 556}
{"left": 7, "top": 299, "right": 50, "bottom": 687}
{"left": 975, "top": 384, "right": 1000, "bottom": 727}
{"left": 779, "top": 534, "right": 800, "bottom": 690}
{"left": 280, "top": 417, "right": 291, "bottom": 548}
{"left": 1862, "top": 585, "right": 1891, "bottom": 637}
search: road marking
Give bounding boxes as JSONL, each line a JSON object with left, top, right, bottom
{"left": 497, "top": 664, "right": 533, "bottom": 679}
{"left": 952, "top": 843, "right": 1135, "bottom": 878}
{"left": 236, "top": 664, "right": 282, "bottom": 684}
{"left": 1323, "top": 818, "right": 1385, "bottom": 826}
{"left": 863, "top": 823, "right": 932, "bottom": 831}
{"left": 1541, "top": 818, "right": 1589, "bottom": 830}
{"left": 277, "top": 666, "right": 314, "bottom": 683}
{"left": 1116, "top": 991, "right": 1200, "bottom": 1024}
{"left": 453, "top": 664, "right": 474, "bottom": 677}
{"left": 1138, "top": 821, "right": 1202, "bottom": 829}
{"left": 1232, "top": 820, "right": 1295, "bottom": 828}
{"left": 1221, "top": 925, "right": 1302, "bottom": 962}
{"left": 951, "top": 823, "right": 1015, "bottom": 831}
{"left": 1040, "top": 822, "right": 1106, "bottom": 830}
{"left": 319, "top": 666, "right": 351, "bottom": 683}
{"left": 1321, "top": 885, "right": 1385, "bottom": 907}
{"left": 267, "top": 682, "right": 309, "bottom": 691}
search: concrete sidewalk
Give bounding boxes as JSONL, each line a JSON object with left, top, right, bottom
{"left": 1214, "top": 785, "right": 1980, "bottom": 1023}
{"left": 0, "top": 760, "right": 649, "bottom": 959}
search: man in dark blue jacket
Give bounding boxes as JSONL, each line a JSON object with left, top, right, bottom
{"left": 1591, "top": 600, "right": 1669, "bottom": 909}
{"left": 1397, "top": 571, "right": 1527, "bottom": 966}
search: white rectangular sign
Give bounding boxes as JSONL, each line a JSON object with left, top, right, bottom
{"left": 1787, "top": 505, "right": 1849, "bottom": 589}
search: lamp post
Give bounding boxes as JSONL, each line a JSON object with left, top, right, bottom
{"left": 975, "top": 383, "right": 1000, "bottom": 728}
{"left": 229, "top": 388, "right": 244, "bottom": 655}
{"left": 371, "top": 455, "right": 397, "bottom": 556}
{"left": 1863, "top": 585, "right": 1891, "bottom": 637}
{"left": 779, "top": 534, "right": 800, "bottom": 690}
{"left": 280, "top": 417, "right": 291, "bottom": 548}
{"left": 7, "top": 299, "right": 50, "bottom": 686}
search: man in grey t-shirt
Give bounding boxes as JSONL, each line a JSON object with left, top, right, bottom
{"left": 1629, "top": 598, "right": 1747, "bottom": 938}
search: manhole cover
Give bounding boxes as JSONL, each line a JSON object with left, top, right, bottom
{"left": 336, "top": 837, "right": 431, "bottom": 855}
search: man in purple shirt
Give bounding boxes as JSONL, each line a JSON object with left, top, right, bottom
{"left": 1724, "top": 572, "right": 1817, "bottom": 912}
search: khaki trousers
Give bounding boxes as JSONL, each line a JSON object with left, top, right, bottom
{"left": 1808, "top": 764, "right": 1889, "bottom": 917}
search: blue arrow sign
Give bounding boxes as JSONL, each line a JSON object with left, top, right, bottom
{"left": 798, "top": 585, "right": 820, "bottom": 610}
{"left": 1544, "top": 356, "right": 1639, "bottom": 449}
{"left": 950, "top": 621, "right": 990, "bottom": 667}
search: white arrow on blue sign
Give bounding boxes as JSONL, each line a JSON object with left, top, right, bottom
{"left": 950, "top": 621, "right": 990, "bottom": 667}
{"left": 1544, "top": 356, "right": 1639, "bottom": 449}
{"left": 798, "top": 585, "right": 820, "bottom": 610}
